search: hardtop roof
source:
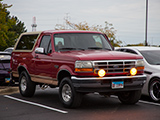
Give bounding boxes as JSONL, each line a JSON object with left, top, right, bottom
{"left": 118, "top": 46, "right": 160, "bottom": 51}
{"left": 22, "top": 30, "right": 103, "bottom": 35}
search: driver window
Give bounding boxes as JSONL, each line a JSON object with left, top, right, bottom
{"left": 39, "top": 35, "right": 52, "bottom": 54}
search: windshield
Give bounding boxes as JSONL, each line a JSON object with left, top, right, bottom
{"left": 54, "top": 33, "right": 112, "bottom": 51}
{"left": 140, "top": 50, "right": 160, "bottom": 65}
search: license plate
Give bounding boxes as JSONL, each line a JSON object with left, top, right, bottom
{"left": 112, "top": 81, "right": 124, "bottom": 89}
{"left": 5, "top": 78, "right": 11, "bottom": 83}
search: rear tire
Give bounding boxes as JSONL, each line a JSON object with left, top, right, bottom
{"left": 149, "top": 78, "right": 160, "bottom": 102}
{"left": 19, "top": 71, "right": 36, "bottom": 97}
{"left": 59, "top": 77, "right": 83, "bottom": 108}
{"left": 118, "top": 90, "right": 141, "bottom": 104}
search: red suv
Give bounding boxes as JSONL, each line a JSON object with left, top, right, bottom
{"left": 11, "top": 30, "right": 146, "bottom": 108}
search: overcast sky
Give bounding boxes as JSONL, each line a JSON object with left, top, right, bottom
{"left": 4, "top": 0, "right": 160, "bottom": 45}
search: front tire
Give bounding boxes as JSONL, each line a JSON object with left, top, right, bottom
{"left": 149, "top": 78, "right": 160, "bottom": 102}
{"left": 59, "top": 77, "right": 83, "bottom": 108}
{"left": 118, "top": 90, "right": 141, "bottom": 104}
{"left": 19, "top": 71, "right": 36, "bottom": 97}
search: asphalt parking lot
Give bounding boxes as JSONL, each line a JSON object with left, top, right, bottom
{"left": 0, "top": 86, "right": 160, "bottom": 120}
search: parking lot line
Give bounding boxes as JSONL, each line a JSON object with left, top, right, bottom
{"left": 139, "top": 100, "right": 160, "bottom": 106}
{"left": 4, "top": 95, "right": 68, "bottom": 114}
{"left": 111, "top": 95, "right": 160, "bottom": 106}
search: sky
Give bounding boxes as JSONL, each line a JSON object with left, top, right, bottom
{"left": 3, "top": 0, "right": 160, "bottom": 46}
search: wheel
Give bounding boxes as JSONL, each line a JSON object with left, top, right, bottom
{"left": 59, "top": 77, "right": 83, "bottom": 108}
{"left": 19, "top": 71, "right": 36, "bottom": 97}
{"left": 118, "top": 90, "right": 141, "bottom": 104}
{"left": 149, "top": 78, "right": 160, "bottom": 102}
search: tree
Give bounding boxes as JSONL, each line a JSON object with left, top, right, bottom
{"left": 0, "top": 0, "right": 27, "bottom": 50}
{"left": 127, "top": 43, "right": 144, "bottom": 46}
{"left": 9, "top": 16, "right": 27, "bottom": 39}
{"left": 55, "top": 19, "right": 122, "bottom": 47}
{"left": 0, "top": 1, "right": 15, "bottom": 50}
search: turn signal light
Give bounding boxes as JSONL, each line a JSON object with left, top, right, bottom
{"left": 137, "top": 66, "right": 144, "bottom": 70}
{"left": 75, "top": 68, "right": 93, "bottom": 72}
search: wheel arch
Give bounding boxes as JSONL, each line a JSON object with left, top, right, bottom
{"left": 57, "top": 69, "right": 71, "bottom": 86}
{"left": 149, "top": 76, "right": 160, "bottom": 86}
{"left": 148, "top": 76, "right": 160, "bottom": 101}
{"left": 18, "top": 65, "right": 30, "bottom": 77}
{"left": 148, "top": 76, "right": 160, "bottom": 94}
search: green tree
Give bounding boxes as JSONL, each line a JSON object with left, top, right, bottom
{"left": 55, "top": 20, "right": 122, "bottom": 47}
{"left": 127, "top": 43, "right": 144, "bottom": 46}
{"left": 0, "top": 1, "right": 15, "bottom": 50}
{"left": 0, "top": 0, "right": 27, "bottom": 50}
{"left": 9, "top": 16, "right": 27, "bottom": 39}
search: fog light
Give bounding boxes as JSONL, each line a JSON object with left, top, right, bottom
{"left": 130, "top": 68, "right": 137, "bottom": 76}
{"left": 98, "top": 69, "right": 106, "bottom": 77}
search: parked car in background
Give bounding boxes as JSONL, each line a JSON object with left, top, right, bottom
{"left": 4, "top": 47, "right": 14, "bottom": 54}
{"left": 116, "top": 46, "right": 160, "bottom": 102}
{"left": 0, "top": 52, "right": 11, "bottom": 85}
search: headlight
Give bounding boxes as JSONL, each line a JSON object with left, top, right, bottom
{"left": 75, "top": 61, "right": 93, "bottom": 72}
{"left": 136, "top": 59, "right": 144, "bottom": 66}
{"left": 136, "top": 59, "right": 144, "bottom": 70}
{"left": 0, "top": 55, "right": 11, "bottom": 60}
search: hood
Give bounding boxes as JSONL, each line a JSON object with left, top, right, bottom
{"left": 145, "top": 63, "right": 160, "bottom": 72}
{"left": 60, "top": 50, "right": 143, "bottom": 61}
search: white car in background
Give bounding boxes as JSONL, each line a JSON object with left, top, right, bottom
{"left": 4, "top": 47, "right": 14, "bottom": 54}
{"left": 116, "top": 46, "right": 160, "bottom": 102}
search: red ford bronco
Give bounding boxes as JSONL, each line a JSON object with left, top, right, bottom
{"left": 11, "top": 30, "right": 146, "bottom": 108}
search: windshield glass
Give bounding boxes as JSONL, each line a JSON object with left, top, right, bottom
{"left": 140, "top": 50, "right": 160, "bottom": 65}
{"left": 54, "top": 33, "right": 112, "bottom": 51}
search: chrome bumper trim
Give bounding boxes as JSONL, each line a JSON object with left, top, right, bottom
{"left": 71, "top": 74, "right": 146, "bottom": 81}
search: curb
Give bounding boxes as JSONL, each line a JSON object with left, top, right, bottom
{"left": 0, "top": 86, "right": 19, "bottom": 95}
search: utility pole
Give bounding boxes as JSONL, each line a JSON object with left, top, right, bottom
{"left": 145, "top": 0, "right": 148, "bottom": 46}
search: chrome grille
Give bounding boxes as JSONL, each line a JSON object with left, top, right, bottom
{"left": 93, "top": 60, "right": 136, "bottom": 74}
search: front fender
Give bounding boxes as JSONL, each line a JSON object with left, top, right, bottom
{"left": 17, "top": 63, "right": 30, "bottom": 76}
{"left": 57, "top": 65, "right": 74, "bottom": 77}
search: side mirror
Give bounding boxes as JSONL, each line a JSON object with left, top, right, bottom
{"left": 35, "top": 47, "right": 45, "bottom": 54}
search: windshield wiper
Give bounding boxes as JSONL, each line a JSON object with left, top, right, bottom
{"left": 88, "top": 47, "right": 103, "bottom": 50}
{"left": 104, "top": 48, "right": 112, "bottom": 51}
{"left": 88, "top": 47, "right": 111, "bottom": 50}
{"left": 59, "top": 47, "right": 85, "bottom": 51}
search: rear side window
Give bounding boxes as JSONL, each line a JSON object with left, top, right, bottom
{"left": 16, "top": 34, "right": 38, "bottom": 50}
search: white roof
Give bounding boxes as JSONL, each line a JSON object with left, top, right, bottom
{"left": 118, "top": 46, "right": 160, "bottom": 51}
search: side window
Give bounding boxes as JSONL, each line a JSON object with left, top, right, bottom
{"left": 125, "top": 49, "right": 137, "bottom": 55}
{"left": 93, "top": 35, "right": 102, "bottom": 47}
{"left": 119, "top": 49, "right": 125, "bottom": 52}
{"left": 39, "top": 35, "right": 52, "bottom": 54}
{"left": 16, "top": 34, "right": 38, "bottom": 50}
{"left": 116, "top": 49, "right": 124, "bottom": 52}
{"left": 54, "top": 37, "right": 64, "bottom": 51}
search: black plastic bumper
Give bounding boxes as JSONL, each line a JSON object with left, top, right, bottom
{"left": 71, "top": 75, "right": 146, "bottom": 93}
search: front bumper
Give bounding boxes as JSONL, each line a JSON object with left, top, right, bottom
{"left": 0, "top": 72, "right": 10, "bottom": 83}
{"left": 71, "top": 75, "right": 146, "bottom": 93}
